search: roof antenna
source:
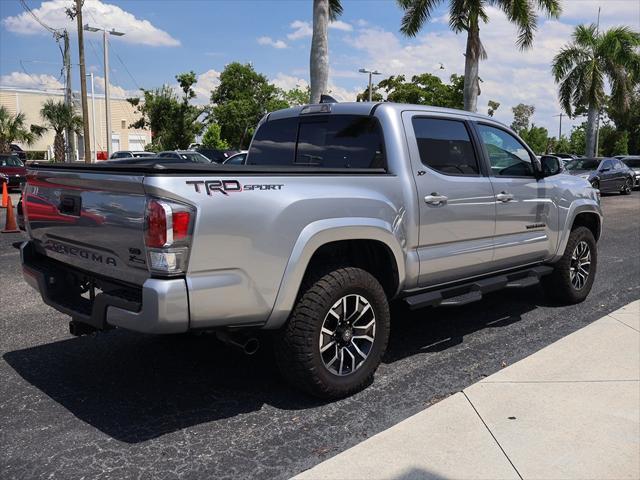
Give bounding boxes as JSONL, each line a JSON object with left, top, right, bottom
{"left": 320, "top": 94, "right": 338, "bottom": 104}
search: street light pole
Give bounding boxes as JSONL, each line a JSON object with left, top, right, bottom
{"left": 84, "top": 25, "right": 125, "bottom": 158}
{"left": 87, "top": 73, "right": 97, "bottom": 163}
{"left": 358, "top": 68, "right": 381, "bottom": 102}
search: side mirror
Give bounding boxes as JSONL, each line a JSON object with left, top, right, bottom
{"left": 540, "top": 156, "right": 562, "bottom": 177}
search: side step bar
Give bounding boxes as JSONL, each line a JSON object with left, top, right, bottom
{"left": 404, "top": 265, "right": 553, "bottom": 310}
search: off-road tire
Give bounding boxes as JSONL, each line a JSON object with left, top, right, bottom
{"left": 542, "top": 226, "right": 597, "bottom": 304}
{"left": 275, "top": 267, "right": 390, "bottom": 399}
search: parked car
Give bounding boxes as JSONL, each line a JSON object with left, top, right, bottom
{"left": 223, "top": 151, "right": 248, "bottom": 165}
{"left": 565, "top": 157, "right": 634, "bottom": 194}
{"left": 10, "top": 144, "right": 27, "bottom": 161}
{"left": 158, "top": 150, "right": 212, "bottom": 163}
{"left": 109, "top": 151, "right": 156, "bottom": 160}
{"left": 0, "top": 153, "right": 27, "bottom": 190}
{"left": 20, "top": 102, "right": 602, "bottom": 398}
{"left": 620, "top": 156, "right": 640, "bottom": 189}
{"left": 194, "top": 148, "right": 227, "bottom": 163}
{"left": 103, "top": 156, "right": 199, "bottom": 165}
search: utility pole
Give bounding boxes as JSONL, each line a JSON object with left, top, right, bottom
{"left": 553, "top": 112, "right": 564, "bottom": 139}
{"left": 84, "top": 25, "right": 125, "bottom": 158}
{"left": 358, "top": 68, "right": 381, "bottom": 102}
{"left": 62, "top": 30, "right": 75, "bottom": 162}
{"left": 74, "top": 0, "right": 91, "bottom": 163}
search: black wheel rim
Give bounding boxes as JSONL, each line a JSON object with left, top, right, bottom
{"left": 319, "top": 294, "right": 376, "bottom": 376}
{"left": 570, "top": 240, "right": 591, "bottom": 290}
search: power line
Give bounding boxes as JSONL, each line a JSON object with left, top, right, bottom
{"left": 19, "top": 0, "right": 60, "bottom": 34}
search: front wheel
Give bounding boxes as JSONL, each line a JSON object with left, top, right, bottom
{"left": 542, "top": 226, "right": 597, "bottom": 304}
{"left": 275, "top": 267, "right": 390, "bottom": 399}
{"left": 620, "top": 178, "right": 632, "bottom": 195}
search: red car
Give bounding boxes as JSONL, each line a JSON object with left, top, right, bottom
{"left": 0, "top": 153, "right": 27, "bottom": 191}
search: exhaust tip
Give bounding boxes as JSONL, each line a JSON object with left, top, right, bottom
{"left": 243, "top": 338, "right": 260, "bottom": 355}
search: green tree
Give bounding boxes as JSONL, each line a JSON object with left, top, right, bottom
{"left": 606, "top": 85, "right": 640, "bottom": 154}
{"left": 569, "top": 123, "right": 586, "bottom": 154}
{"left": 398, "top": 0, "right": 560, "bottom": 112}
{"left": 281, "top": 86, "right": 311, "bottom": 106}
{"left": 39, "top": 100, "right": 83, "bottom": 162}
{"left": 356, "top": 73, "right": 464, "bottom": 108}
{"left": 211, "top": 62, "right": 286, "bottom": 148}
{"left": 511, "top": 104, "right": 535, "bottom": 132}
{"left": 201, "top": 123, "right": 230, "bottom": 150}
{"left": 0, "top": 106, "right": 44, "bottom": 153}
{"left": 310, "top": 0, "right": 343, "bottom": 103}
{"left": 599, "top": 124, "right": 629, "bottom": 156}
{"left": 552, "top": 24, "right": 640, "bottom": 156}
{"left": 487, "top": 100, "right": 500, "bottom": 117}
{"left": 550, "top": 135, "right": 571, "bottom": 154}
{"left": 128, "top": 72, "right": 204, "bottom": 151}
{"left": 519, "top": 124, "right": 549, "bottom": 154}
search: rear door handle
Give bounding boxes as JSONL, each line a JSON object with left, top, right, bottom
{"left": 424, "top": 194, "right": 448, "bottom": 206}
{"left": 496, "top": 192, "right": 514, "bottom": 202}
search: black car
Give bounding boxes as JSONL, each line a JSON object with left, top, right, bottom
{"left": 194, "top": 148, "right": 227, "bottom": 163}
{"left": 10, "top": 144, "right": 27, "bottom": 161}
{"left": 565, "top": 157, "right": 634, "bottom": 194}
{"left": 621, "top": 156, "right": 640, "bottom": 189}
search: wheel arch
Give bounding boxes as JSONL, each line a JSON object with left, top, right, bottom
{"left": 551, "top": 201, "right": 602, "bottom": 263}
{"left": 264, "top": 218, "right": 406, "bottom": 329}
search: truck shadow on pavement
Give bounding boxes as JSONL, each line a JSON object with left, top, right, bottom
{"left": 4, "top": 288, "right": 545, "bottom": 444}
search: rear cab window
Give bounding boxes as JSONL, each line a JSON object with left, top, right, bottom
{"left": 247, "top": 115, "right": 386, "bottom": 169}
{"left": 412, "top": 117, "right": 480, "bottom": 175}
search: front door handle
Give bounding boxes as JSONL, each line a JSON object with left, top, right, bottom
{"left": 496, "top": 191, "right": 514, "bottom": 202}
{"left": 424, "top": 194, "right": 448, "bottom": 206}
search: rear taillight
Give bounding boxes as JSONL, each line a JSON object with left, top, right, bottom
{"left": 144, "top": 199, "right": 195, "bottom": 276}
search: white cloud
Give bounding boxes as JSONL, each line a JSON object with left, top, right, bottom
{"left": 342, "top": 7, "right": 611, "bottom": 134}
{"left": 561, "top": 0, "right": 640, "bottom": 28}
{"left": 288, "top": 20, "right": 312, "bottom": 40}
{"left": 92, "top": 75, "right": 139, "bottom": 98}
{"left": 257, "top": 36, "right": 288, "bottom": 49}
{"left": 271, "top": 73, "right": 308, "bottom": 91}
{"left": 2, "top": 0, "right": 180, "bottom": 47}
{"left": 192, "top": 69, "right": 221, "bottom": 104}
{"left": 0, "top": 71, "right": 64, "bottom": 90}
{"left": 329, "top": 20, "right": 353, "bottom": 32}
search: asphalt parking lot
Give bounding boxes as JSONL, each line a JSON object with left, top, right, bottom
{"left": 1, "top": 190, "right": 639, "bottom": 480}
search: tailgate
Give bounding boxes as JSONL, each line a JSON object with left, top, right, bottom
{"left": 24, "top": 168, "right": 150, "bottom": 285}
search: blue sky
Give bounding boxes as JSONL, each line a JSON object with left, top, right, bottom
{"left": 1, "top": 0, "right": 639, "bottom": 134}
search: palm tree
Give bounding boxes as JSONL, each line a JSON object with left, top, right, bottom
{"left": 552, "top": 24, "right": 640, "bottom": 157}
{"left": 0, "top": 106, "right": 44, "bottom": 154}
{"left": 310, "top": 0, "right": 343, "bottom": 103}
{"left": 397, "top": 0, "right": 561, "bottom": 112}
{"left": 40, "top": 100, "right": 83, "bottom": 162}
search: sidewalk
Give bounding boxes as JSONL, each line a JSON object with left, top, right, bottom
{"left": 295, "top": 301, "right": 640, "bottom": 480}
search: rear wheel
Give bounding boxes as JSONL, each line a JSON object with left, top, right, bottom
{"left": 542, "top": 226, "right": 597, "bottom": 304}
{"left": 620, "top": 178, "right": 632, "bottom": 195}
{"left": 275, "top": 267, "right": 390, "bottom": 399}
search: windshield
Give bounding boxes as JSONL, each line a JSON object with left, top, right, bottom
{"left": 622, "top": 158, "right": 640, "bottom": 168}
{"left": 0, "top": 155, "right": 24, "bottom": 167}
{"left": 566, "top": 159, "right": 599, "bottom": 171}
{"left": 181, "top": 152, "right": 211, "bottom": 163}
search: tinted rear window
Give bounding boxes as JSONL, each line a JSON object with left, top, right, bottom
{"left": 296, "top": 116, "right": 385, "bottom": 168}
{"left": 247, "top": 118, "right": 298, "bottom": 166}
{"left": 247, "top": 115, "right": 385, "bottom": 169}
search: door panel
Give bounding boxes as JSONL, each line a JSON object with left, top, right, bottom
{"left": 474, "top": 123, "right": 558, "bottom": 268}
{"left": 402, "top": 112, "right": 497, "bottom": 286}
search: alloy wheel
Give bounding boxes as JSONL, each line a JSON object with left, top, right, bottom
{"left": 570, "top": 240, "right": 591, "bottom": 290}
{"left": 319, "top": 294, "right": 376, "bottom": 376}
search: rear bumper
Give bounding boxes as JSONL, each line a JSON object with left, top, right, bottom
{"left": 21, "top": 241, "right": 189, "bottom": 334}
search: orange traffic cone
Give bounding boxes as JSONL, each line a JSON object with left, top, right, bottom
{"left": 1, "top": 181, "right": 8, "bottom": 208}
{"left": 2, "top": 195, "right": 20, "bottom": 233}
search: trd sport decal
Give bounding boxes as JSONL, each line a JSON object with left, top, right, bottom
{"left": 186, "top": 180, "right": 284, "bottom": 196}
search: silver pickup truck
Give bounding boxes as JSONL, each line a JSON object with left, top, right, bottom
{"left": 20, "top": 102, "right": 602, "bottom": 398}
